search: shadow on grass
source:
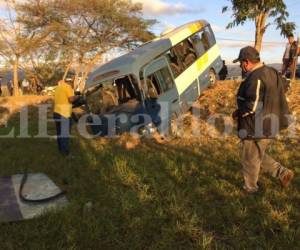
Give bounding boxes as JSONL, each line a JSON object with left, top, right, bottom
{"left": 0, "top": 105, "right": 300, "bottom": 249}
{"left": 53, "top": 136, "right": 300, "bottom": 249}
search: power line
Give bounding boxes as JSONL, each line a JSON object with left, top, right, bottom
{"left": 216, "top": 37, "right": 285, "bottom": 45}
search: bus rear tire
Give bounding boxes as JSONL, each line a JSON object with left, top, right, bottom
{"left": 209, "top": 69, "right": 217, "bottom": 86}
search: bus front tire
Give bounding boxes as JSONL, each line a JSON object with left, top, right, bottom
{"left": 209, "top": 69, "right": 217, "bottom": 86}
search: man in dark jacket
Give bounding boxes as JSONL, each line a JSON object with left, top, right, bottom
{"left": 232, "top": 46, "right": 294, "bottom": 194}
{"left": 219, "top": 60, "right": 228, "bottom": 80}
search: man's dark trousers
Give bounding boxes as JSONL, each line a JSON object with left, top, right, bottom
{"left": 53, "top": 112, "right": 72, "bottom": 156}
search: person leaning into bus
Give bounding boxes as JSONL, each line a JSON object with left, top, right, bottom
{"left": 232, "top": 46, "right": 294, "bottom": 194}
{"left": 53, "top": 78, "right": 80, "bottom": 156}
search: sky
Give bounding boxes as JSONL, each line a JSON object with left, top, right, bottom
{"left": 133, "top": 0, "right": 300, "bottom": 64}
{"left": 0, "top": 0, "right": 299, "bottom": 65}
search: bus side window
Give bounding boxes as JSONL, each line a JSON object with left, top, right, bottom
{"left": 201, "top": 31, "right": 210, "bottom": 51}
{"left": 204, "top": 25, "right": 216, "bottom": 47}
{"left": 145, "top": 67, "right": 174, "bottom": 98}
{"left": 191, "top": 31, "right": 207, "bottom": 57}
{"left": 144, "top": 74, "right": 161, "bottom": 99}
{"left": 155, "top": 67, "right": 174, "bottom": 91}
{"left": 172, "top": 45, "right": 186, "bottom": 73}
{"left": 166, "top": 50, "right": 182, "bottom": 78}
{"left": 183, "top": 39, "right": 197, "bottom": 67}
{"left": 173, "top": 40, "right": 197, "bottom": 71}
{"left": 115, "top": 76, "right": 137, "bottom": 103}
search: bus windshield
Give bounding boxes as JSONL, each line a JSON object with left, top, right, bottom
{"left": 86, "top": 75, "right": 140, "bottom": 114}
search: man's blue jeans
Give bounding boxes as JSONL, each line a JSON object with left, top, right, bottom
{"left": 53, "top": 112, "right": 72, "bottom": 156}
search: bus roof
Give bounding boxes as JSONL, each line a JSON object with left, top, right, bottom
{"left": 86, "top": 20, "right": 208, "bottom": 88}
{"left": 161, "top": 19, "right": 208, "bottom": 40}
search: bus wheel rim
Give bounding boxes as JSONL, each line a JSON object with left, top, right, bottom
{"left": 209, "top": 71, "right": 216, "bottom": 85}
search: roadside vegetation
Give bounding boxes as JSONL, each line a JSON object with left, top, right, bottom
{"left": 0, "top": 0, "right": 156, "bottom": 95}
{"left": 1, "top": 80, "right": 300, "bottom": 249}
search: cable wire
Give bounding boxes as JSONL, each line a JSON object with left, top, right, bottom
{"left": 216, "top": 37, "right": 286, "bottom": 45}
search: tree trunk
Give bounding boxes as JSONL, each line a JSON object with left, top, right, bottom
{"left": 62, "top": 61, "right": 73, "bottom": 82}
{"left": 254, "top": 12, "right": 268, "bottom": 52}
{"left": 254, "top": 29, "right": 263, "bottom": 52}
{"left": 73, "top": 62, "right": 82, "bottom": 91}
{"left": 13, "top": 58, "right": 19, "bottom": 96}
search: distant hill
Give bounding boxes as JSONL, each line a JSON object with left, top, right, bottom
{"left": 227, "top": 63, "right": 282, "bottom": 79}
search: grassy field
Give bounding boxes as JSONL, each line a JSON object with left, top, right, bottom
{"left": 1, "top": 81, "right": 300, "bottom": 249}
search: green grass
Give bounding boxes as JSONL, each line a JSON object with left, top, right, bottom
{"left": 1, "top": 97, "right": 300, "bottom": 249}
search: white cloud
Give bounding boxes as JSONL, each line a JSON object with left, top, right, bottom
{"left": 218, "top": 39, "right": 285, "bottom": 50}
{"left": 151, "top": 21, "right": 176, "bottom": 35}
{"left": 211, "top": 24, "right": 253, "bottom": 36}
{"left": 133, "top": 0, "right": 205, "bottom": 16}
{"left": 210, "top": 24, "right": 224, "bottom": 33}
{"left": 219, "top": 39, "right": 285, "bottom": 63}
{"left": 219, "top": 40, "right": 253, "bottom": 49}
{"left": 212, "top": 24, "right": 285, "bottom": 57}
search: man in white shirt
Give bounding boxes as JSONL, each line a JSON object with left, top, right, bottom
{"left": 282, "top": 34, "right": 297, "bottom": 77}
{"left": 22, "top": 78, "right": 30, "bottom": 94}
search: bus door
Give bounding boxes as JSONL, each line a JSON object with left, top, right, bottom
{"left": 143, "top": 57, "right": 180, "bottom": 130}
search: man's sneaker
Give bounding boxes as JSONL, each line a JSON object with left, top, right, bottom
{"left": 280, "top": 169, "right": 294, "bottom": 188}
{"left": 243, "top": 185, "right": 259, "bottom": 194}
{"left": 243, "top": 182, "right": 264, "bottom": 195}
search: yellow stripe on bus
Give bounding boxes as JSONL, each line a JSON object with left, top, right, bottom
{"left": 174, "top": 44, "right": 220, "bottom": 95}
{"left": 170, "top": 22, "right": 205, "bottom": 46}
{"left": 188, "top": 23, "right": 202, "bottom": 35}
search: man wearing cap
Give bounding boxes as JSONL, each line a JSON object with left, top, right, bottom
{"left": 232, "top": 46, "right": 294, "bottom": 194}
{"left": 53, "top": 78, "right": 80, "bottom": 156}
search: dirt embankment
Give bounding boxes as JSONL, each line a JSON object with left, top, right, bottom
{"left": 1, "top": 80, "right": 300, "bottom": 146}
{"left": 121, "top": 79, "right": 300, "bottom": 148}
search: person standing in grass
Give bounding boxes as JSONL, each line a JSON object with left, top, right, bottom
{"left": 232, "top": 46, "right": 294, "bottom": 194}
{"left": 53, "top": 78, "right": 80, "bottom": 156}
{"left": 0, "top": 77, "right": 2, "bottom": 96}
{"left": 21, "top": 78, "right": 30, "bottom": 95}
{"left": 281, "top": 34, "right": 298, "bottom": 77}
{"left": 219, "top": 60, "right": 228, "bottom": 80}
{"left": 7, "top": 79, "right": 13, "bottom": 96}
